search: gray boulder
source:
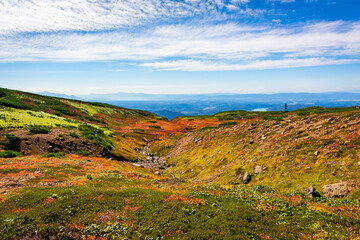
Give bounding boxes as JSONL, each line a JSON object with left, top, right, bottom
{"left": 322, "top": 181, "right": 356, "bottom": 198}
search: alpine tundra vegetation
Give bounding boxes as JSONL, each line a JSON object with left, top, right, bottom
{"left": 0, "top": 88, "right": 359, "bottom": 239}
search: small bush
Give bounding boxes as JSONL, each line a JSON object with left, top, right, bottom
{"left": 147, "top": 120, "right": 157, "bottom": 123}
{"left": 218, "top": 121, "right": 237, "bottom": 128}
{"left": 70, "top": 132, "right": 79, "bottom": 138}
{"left": 76, "top": 150, "right": 90, "bottom": 156}
{"left": 87, "top": 174, "right": 93, "bottom": 180}
{"left": 42, "top": 152, "right": 66, "bottom": 158}
{"left": 134, "top": 129, "right": 145, "bottom": 133}
{"left": 28, "top": 125, "right": 51, "bottom": 134}
{"left": 5, "top": 133, "right": 21, "bottom": 143}
{"left": 149, "top": 125, "right": 161, "bottom": 129}
{"left": 0, "top": 150, "right": 22, "bottom": 158}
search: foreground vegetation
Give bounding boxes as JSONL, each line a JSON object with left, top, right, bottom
{"left": 1, "top": 156, "right": 359, "bottom": 239}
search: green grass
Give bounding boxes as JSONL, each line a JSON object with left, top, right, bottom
{"left": 0, "top": 107, "right": 80, "bottom": 130}
{"left": 0, "top": 178, "right": 359, "bottom": 239}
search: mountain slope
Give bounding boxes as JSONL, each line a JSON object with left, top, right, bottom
{"left": 151, "top": 107, "right": 360, "bottom": 193}
{"left": 0, "top": 88, "right": 159, "bottom": 160}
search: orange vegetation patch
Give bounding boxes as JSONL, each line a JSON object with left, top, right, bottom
{"left": 11, "top": 208, "right": 31, "bottom": 213}
{"left": 163, "top": 194, "right": 206, "bottom": 206}
{"left": 44, "top": 197, "right": 56, "bottom": 204}
{"left": 308, "top": 202, "right": 333, "bottom": 214}
{"left": 254, "top": 200, "right": 279, "bottom": 212}
{"left": 124, "top": 205, "right": 142, "bottom": 212}
{"left": 278, "top": 194, "right": 302, "bottom": 206}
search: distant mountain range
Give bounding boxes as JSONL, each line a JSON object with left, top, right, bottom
{"left": 39, "top": 91, "right": 360, "bottom": 119}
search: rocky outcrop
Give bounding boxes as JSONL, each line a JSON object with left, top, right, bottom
{"left": 322, "top": 181, "right": 357, "bottom": 198}
{"left": 3, "top": 129, "right": 108, "bottom": 156}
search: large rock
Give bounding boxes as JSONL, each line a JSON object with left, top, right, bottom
{"left": 254, "top": 165, "right": 262, "bottom": 174}
{"left": 301, "top": 186, "right": 320, "bottom": 198}
{"left": 243, "top": 172, "right": 251, "bottom": 184}
{"left": 322, "top": 181, "right": 357, "bottom": 198}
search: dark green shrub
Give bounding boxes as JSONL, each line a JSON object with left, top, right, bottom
{"left": 28, "top": 125, "right": 51, "bottom": 134}
{"left": 86, "top": 174, "right": 93, "bottom": 180}
{"left": 134, "top": 129, "right": 145, "bottom": 133}
{"left": 76, "top": 150, "right": 90, "bottom": 156}
{"left": 149, "top": 125, "right": 161, "bottom": 129}
{"left": 70, "top": 132, "right": 79, "bottom": 138}
{"left": 218, "top": 121, "right": 237, "bottom": 128}
{"left": 42, "top": 152, "right": 66, "bottom": 158}
{"left": 5, "top": 133, "right": 21, "bottom": 143}
{"left": 78, "top": 124, "right": 113, "bottom": 151}
{"left": 0, "top": 150, "right": 22, "bottom": 158}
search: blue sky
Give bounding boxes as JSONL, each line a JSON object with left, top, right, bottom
{"left": 0, "top": 0, "right": 359, "bottom": 94}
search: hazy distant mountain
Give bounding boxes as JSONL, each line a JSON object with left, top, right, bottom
{"left": 153, "top": 110, "right": 184, "bottom": 119}
{"left": 77, "top": 92, "right": 360, "bottom": 102}
{"left": 39, "top": 91, "right": 80, "bottom": 100}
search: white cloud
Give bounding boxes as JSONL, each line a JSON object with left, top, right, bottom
{"left": 141, "top": 58, "right": 360, "bottom": 71}
{"left": 0, "top": 0, "right": 259, "bottom": 35}
{"left": 1, "top": 21, "right": 359, "bottom": 71}
{"left": 0, "top": 0, "right": 359, "bottom": 71}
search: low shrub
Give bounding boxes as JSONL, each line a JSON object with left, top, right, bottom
{"left": 149, "top": 125, "right": 161, "bottom": 129}
{"left": 28, "top": 125, "right": 51, "bottom": 134}
{"left": 70, "top": 132, "right": 80, "bottom": 138}
{"left": 0, "top": 150, "right": 22, "bottom": 158}
{"left": 76, "top": 150, "right": 90, "bottom": 156}
{"left": 218, "top": 121, "right": 237, "bottom": 128}
{"left": 42, "top": 152, "right": 66, "bottom": 158}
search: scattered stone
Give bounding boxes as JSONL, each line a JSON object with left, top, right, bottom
{"left": 340, "top": 161, "right": 346, "bottom": 166}
{"left": 344, "top": 140, "right": 351, "bottom": 145}
{"left": 301, "top": 186, "right": 320, "bottom": 198}
{"left": 234, "top": 174, "right": 243, "bottom": 185}
{"left": 155, "top": 171, "right": 161, "bottom": 175}
{"left": 322, "top": 181, "right": 357, "bottom": 198}
{"left": 242, "top": 172, "right": 251, "bottom": 184}
{"left": 314, "top": 151, "right": 320, "bottom": 156}
{"left": 249, "top": 140, "right": 254, "bottom": 144}
{"left": 254, "top": 165, "right": 262, "bottom": 174}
